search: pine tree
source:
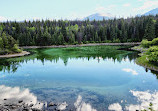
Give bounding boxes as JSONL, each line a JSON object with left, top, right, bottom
{"left": 58, "top": 33, "right": 64, "bottom": 45}
{"left": 1, "top": 33, "right": 9, "bottom": 49}
{"left": 61, "top": 23, "right": 67, "bottom": 42}
{"left": 68, "top": 31, "right": 75, "bottom": 44}
{"left": 155, "top": 19, "right": 158, "bottom": 37}
{"left": 144, "top": 18, "right": 155, "bottom": 40}
{"left": 0, "top": 37, "right": 4, "bottom": 49}
{"left": 95, "top": 32, "right": 99, "bottom": 41}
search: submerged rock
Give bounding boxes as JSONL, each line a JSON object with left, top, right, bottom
{"left": 18, "top": 100, "right": 23, "bottom": 103}
{"left": 57, "top": 102, "right": 68, "bottom": 111}
{"left": 29, "top": 104, "right": 34, "bottom": 107}
{"left": 48, "top": 102, "right": 55, "bottom": 107}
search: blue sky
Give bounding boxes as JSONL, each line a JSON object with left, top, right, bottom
{"left": 0, "top": 0, "right": 158, "bottom": 21}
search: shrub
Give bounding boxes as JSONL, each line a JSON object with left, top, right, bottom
{"left": 148, "top": 51, "right": 158, "bottom": 63}
{"left": 73, "top": 42, "right": 78, "bottom": 45}
{"left": 5, "top": 49, "right": 12, "bottom": 54}
{"left": 11, "top": 44, "right": 22, "bottom": 53}
{"left": 147, "top": 46, "right": 158, "bottom": 52}
{"left": 151, "top": 37, "right": 158, "bottom": 46}
{"left": 90, "top": 41, "right": 95, "bottom": 43}
{"left": 146, "top": 46, "right": 158, "bottom": 63}
{"left": 0, "top": 50, "right": 6, "bottom": 55}
{"left": 83, "top": 41, "right": 89, "bottom": 44}
{"left": 141, "top": 39, "right": 152, "bottom": 48}
{"left": 105, "top": 40, "right": 112, "bottom": 43}
{"left": 113, "top": 38, "right": 121, "bottom": 43}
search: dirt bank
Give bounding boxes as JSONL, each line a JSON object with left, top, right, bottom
{"left": 0, "top": 51, "right": 30, "bottom": 58}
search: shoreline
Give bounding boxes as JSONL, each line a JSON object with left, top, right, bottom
{"left": 132, "top": 46, "right": 158, "bottom": 72}
{"left": 0, "top": 43, "right": 140, "bottom": 58}
{"left": 0, "top": 51, "right": 30, "bottom": 58}
{"left": 21, "top": 42, "right": 141, "bottom": 49}
{"left": 136, "top": 61, "right": 158, "bottom": 72}
{"left": 135, "top": 55, "right": 158, "bottom": 72}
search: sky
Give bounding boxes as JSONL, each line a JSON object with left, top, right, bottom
{"left": 0, "top": 0, "right": 158, "bottom": 21}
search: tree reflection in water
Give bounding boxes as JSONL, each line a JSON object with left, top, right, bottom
{"left": 0, "top": 46, "right": 139, "bottom": 73}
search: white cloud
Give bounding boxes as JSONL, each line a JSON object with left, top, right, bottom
{"left": 66, "top": 13, "right": 85, "bottom": 20}
{"left": 74, "top": 95, "right": 97, "bottom": 111}
{"left": 0, "top": 16, "right": 7, "bottom": 22}
{"left": 108, "top": 103, "right": 122, "bottom": 111}
{"left": 66, "top": 4, "right": 116, "bottom": 20}
{"left": 25, "top": 17, "right": 44, "bottom": 21}
{"left": 123, "top": 3, "right": 131, "bottom": 7}
{"left": 65, "top": 11, "right": 91, "bottom": 20}
{"left": 133, "top": 0, "right": 158, "bottom": 14}
{"left": 95, "top": 6, "right": 106, "bottom": 13}
{"left": 95, "top": 5, "right": 116, "bottom": 14}
{"left": 122, "top": 68, "right": 138, "bottom": 75}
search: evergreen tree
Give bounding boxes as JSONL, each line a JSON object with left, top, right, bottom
{"left": 155, "top": 19, "right": 158, "bottom": 37}
{"left": 41, "top": 31, "right": 52, "bottom": 46}
{"left": 58, "top": 33, "right": 65, "bottom": 45}
{"left": 95, "top": 32, "right": 99, "bottom": 41}
{"left": 0, "top": 37, "right": 4, "bottom": 49}
{"left": 144, "top": 18, "right": 155, "bottom": 40}
{"left": 1, "top": 33, "right": 9, "bottom": 49}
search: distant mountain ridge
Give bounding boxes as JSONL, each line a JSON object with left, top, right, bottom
{"left": 83, "top": 13, "right": 113, "bottom": 21}
{"left": 144, "top": 8, "right": 158, "bottom": 16}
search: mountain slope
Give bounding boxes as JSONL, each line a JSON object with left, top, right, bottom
{"left": 83, "top": 13, "right": 113, "bottom": 21}
{"left": 144, "top": 8, "right": 158, "bottom": 16}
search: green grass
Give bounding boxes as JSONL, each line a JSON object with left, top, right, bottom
{"left": 132, "top": 46, "right": 148, "bottom": 52}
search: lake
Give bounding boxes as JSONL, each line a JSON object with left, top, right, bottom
{"left": 0, "top": 46, "right": 158, "bottom": 111}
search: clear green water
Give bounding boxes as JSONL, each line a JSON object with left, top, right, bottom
{"left": 0, "top": 46, "right": 158, "bottom": 111}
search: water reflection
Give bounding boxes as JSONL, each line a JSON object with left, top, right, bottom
{"left": 0, "top": 85, "right": 43, "bottom": 110}
{"left": 0, "top": 85, "right": 97, "bottom": 111}
{"left": 122, "top": 68, "right": 138, "bottom": 75}
{"left": 0, "top": 46, "right": 138, "bottom": 73}
{"left": 151, "top": 70, "right": 158, "bottom": 79}
{"left": 74, "top": 95, "right": 97, "bottom": 111}
{"left": 1, "top": 85, "right": 158, "bottom": 111}
{"left": 0, "top": 59, "right": 20, "bottom": 73}
{"left": 108, "top": 90, "right": 158, "bottom": 111}
{"left": 1, "top": 46, "right": 158, "bottom": 111}
{"left": 108, "top": 103, "right": 122, "bottom": 111}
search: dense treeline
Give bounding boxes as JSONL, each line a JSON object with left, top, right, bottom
{"left": 0, "top": 15, "right": 158, "bottom": 46}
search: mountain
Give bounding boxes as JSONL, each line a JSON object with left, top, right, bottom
{"left": 144, "top": 8, "right": 158, "bottom": 16}
{"left": 83, "top": 13, "right": 113, "bottom": 21}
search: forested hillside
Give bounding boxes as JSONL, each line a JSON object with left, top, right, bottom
{"left": 0, "top": 15, "right": 158, "bottom": 46}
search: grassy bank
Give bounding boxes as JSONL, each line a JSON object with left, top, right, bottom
{"left": 133, "top": 38, "right": 158, "bottom": 72}
{"left": 136, "top": 55, "right": 158, "bottom": 71}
